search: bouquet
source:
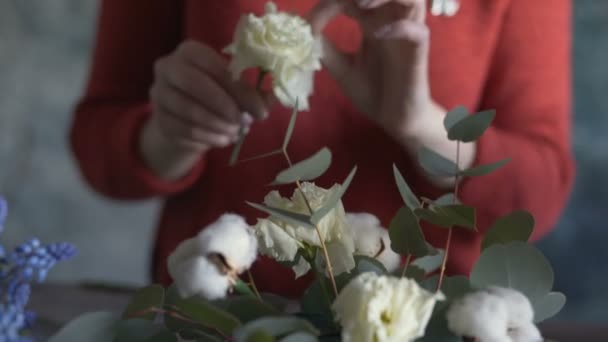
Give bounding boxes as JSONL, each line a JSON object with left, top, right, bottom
{"left": 50, "top": 3, "right": 565, "bottom": 342}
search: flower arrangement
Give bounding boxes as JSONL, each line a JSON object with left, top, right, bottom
{"left": 51, "top": 3, "right": 565, "bottom": 342}
{"left": 0, "top": 197, "right": 77, "bottom": 341}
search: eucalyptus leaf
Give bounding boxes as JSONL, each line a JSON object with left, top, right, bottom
{"left": 234, "top": 279, "right": 256, "bottom": 298}
{"left": 481, "top": 210, "right": 534, "bottom": 251}
{"left": 274, "top": 148, "right": 332, "bottom": 184}
{"left": 533, "top": 292, "right": 566, "bottom": 323}
{"left": 233, "top": 317, "right": 319, "bottom": 342}
{"left": 283, "top": 102, "right": 299, "bottom": 151}
{"left": 447, "top": 109, "right": 495, "bottom": 142}
{"left": 400, "top": 265, "right": 426, "bottom": 281}
{"left": 413, "top": 208, "right": 453, "bottom": 228}
{"left": 434, "top": 193, "right": 458, "bottom": 206}
{"left": 122, "top": 285, "right": 165, "bottom": 320}
{"left": 443, "top": 106, "right": 469, "bottom": 131}
{"left": 460, "top": 158, "right": 510, "bottom": 177}
{"left": 247, "top": 202, "right": 314, "bottom": 229}
{"left": 48, "top": 311, "right": 119, "bottom": 342}
{"left": 470, "top": 242, "right": 554, "bottom": 303}
{"left": 114, "top": 319, "right": 165, "bottom": 342}
{"left": 393, "top": 164, "right": 420, "bottom": 210}
{"left": 144, "top": 331, "right": 179, "bottom": 342}
{"left": 213, "top": 296, "right": 281, "bottom": 323}
{"left": 246, "top": 330, "right": 276, "bottom": 342}
{"left": 172, "top": 297, "right": 242, "bottom": 336}
{"left": 411, "top": 250, "right": 445, "bottom": 274}
{"left": 436, "top": 205, "right": 476, "bottom": 230}
{"left": 280, "top": 332, "right": 318, "bottom": 342}
{"left": 311, "top": 166, "right": 357, "bottom": 224}
{"left": 354, "top": 255, "right": 388, "bottom": 275}
{"left": 389, "top": 207, "right": 436, "bottom": 257}
{"left": 418, "top": 146, "right": 460, "bottom": 177}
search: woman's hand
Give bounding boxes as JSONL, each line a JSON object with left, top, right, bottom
{"left": 140, "top": 40, "right": 270, "bottom": 180}
{"left": 310, "top": 0, "right": 443, "bottom": 145}
{"left": 309, "top": 0, "right": 476, "bottom": 185}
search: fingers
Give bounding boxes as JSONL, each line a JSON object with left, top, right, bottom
{"left": 307, "top": 0, "right": 345, "bottom": 34}
{"left": 374, "top": 18, "right": 429, "bottom": 43}
{"left": 344, "top": 0, "right": 426, "bottom": 36}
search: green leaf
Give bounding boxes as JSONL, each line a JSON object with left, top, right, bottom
{"left": 144, "top": 331, "right": 179, "bottom": 342}
{"left": 417, "top": 146, "right": 460, "bottom": 177}
{"left": 434, "top": 193, "right": 459, "bottom": 206}
{"left": 283, "top": 102, "right": 299, "bottom": 151}
{"left": 400, "top": 265, "right": 426, "bottom": 281}
{"left": 114, "top": 319, "right": 165, "bottom": 342}
{"left": 233, "top": 317, "right": 319, "bottom": 342}
{"left": 172, "top": 297, "right": 242, "bottom": 336}
{"left": 482, "top": 210, "right": 535, "bottom": 251}
{"left": 411, "top": 250, "right": 445, "bottom": 274}
{"left": 414, "top": 208, "right": 453, "bottom": 228}
{"left": 280, "top": 332, "right": 318, "bottom": 342}
{"left": 234, "top": 279, "right": 256, "bottom": 298}
{"left": 447, "top": 109, "right": 495, "bottom": 142}
{"left": 393, "top": 164, "right": 420, "bottom": 210}
{"left": 213, "top": 296, "right": 281, "bottom": 323}
{"left": 420, "top": 276, "right": 474, "bottom": 302}
{"left": 274, "top": 148, "right": 332, "bottom": 184}
{"left": 389, "top": 207, "right": 436, "bottom": 257}
{"left": 230, "top": 125, "right": 247, "bottom": 166}
{"left": 122, "top": 285, "right": 165, "bottom": 320}
{"left": 460, "top": 158, "right": 510, "bottom": 177}
{"left": 533, "top": 292, "right": 566, "bottom": 323}
{"left": 246, "top": 330, "right": 276, "bottom": 342}
{"left": 311, "top": 166, "right": 357, "bottom": 224}
{"left": 470, "top": 242, "right": 554, "bottom": 303}
{"left": 443, "top": 106, "right": 469, "bottom": 131}
{"left": 354, "top": 255, "right": 388, "bottom": 275}
{"left": 247, "top": 202, "right": 314, "bottom": 229}
{"left": 49, "top": 312, "right": 119, "bottom": 342}
{"left": 436, "top": 205, "right": 476, "bottom": 230}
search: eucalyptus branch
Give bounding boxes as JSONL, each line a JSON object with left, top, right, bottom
{"left": 247, "top": 269, "right": 262, "bottom": 301}
{"left": 283, "top": 150, "right": 339, "bottom": 297}
{"left": 437, "top": 141, "right": 462, "bottom": 292}
{"left": 401, "top": 254, "right": 413, "bottom": 278}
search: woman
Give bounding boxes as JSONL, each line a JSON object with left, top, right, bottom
{"left": 70, "top": 0, "right": 574, "bottom": 297}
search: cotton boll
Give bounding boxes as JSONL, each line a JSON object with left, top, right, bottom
{"left": 446, "top": 291, "right": 511, "bottom": 342}
{"left": 508, "top": 321, "right": 543, "bottom": 342}
{"left": 198, "top": 214, "right": 258, "bottom": 271}
{"left": 346, "top": 213, "right": 401, "bottom": 272}
{"left": 485, "top": 287, "right": 535, "bottom": 326}
{"left": 169, "top": 256, "right": 231, "bottom": 300}
{"left": 167, "top": 237, "right": 203, "bottom": 275}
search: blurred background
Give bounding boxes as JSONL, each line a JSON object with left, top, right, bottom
{"left": 0, "top": 0, "right": 606, "bottom": 322}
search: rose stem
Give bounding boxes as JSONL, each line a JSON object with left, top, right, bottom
{"left": 401, "top": 254, "right": 413, "bottom": 278}
{"left": 247, "top": 269, "right": 262, "bottom": 301}
{"left": 284, "top": 151, "right": 339, "bottom": 297}
{"left": 437, "top": 141, "right": 461, "bottom": 292}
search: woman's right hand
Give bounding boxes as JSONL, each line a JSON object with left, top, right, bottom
{"left": 140, "top": 40, "right": 270, "bottom": 180}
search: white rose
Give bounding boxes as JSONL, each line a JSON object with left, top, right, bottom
{"left": 446, "top": 287, "right": 542, "bottom": 342}
{"left": 333, "top": 273, "right": 445, "bottom": 342}
{"left": 346, "top": 213, "right": 401, "bottom": 272}
{"left": 223, "top": 2, "right": 322, "bottom": 110}
{"left": 167, "top": 214, "right": 258, "bottom": 299}
{"left": 253, "top": 183, "right": 356, "bottom": 277}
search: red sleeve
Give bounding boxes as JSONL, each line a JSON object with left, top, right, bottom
{"left": 448, "top": 0, "right": 575, "bottom": 267}
{"left": 70, "top": 0, "right": 206, "bottom": 200}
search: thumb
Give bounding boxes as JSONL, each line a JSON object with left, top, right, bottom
{"left": 306, "top": 0, "right": 343, "bottom": 35}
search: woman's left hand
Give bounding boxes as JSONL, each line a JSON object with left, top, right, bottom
{"left": 309, "top": 0, "right": 442, "bottom": 144}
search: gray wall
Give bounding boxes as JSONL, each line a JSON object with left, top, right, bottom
{"left": 0, "top": 0, "right": 606, "bottom": 321}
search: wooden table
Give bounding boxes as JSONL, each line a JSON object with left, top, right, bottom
{"left": 29, "top": 284, "right": 607, "bottom": 341}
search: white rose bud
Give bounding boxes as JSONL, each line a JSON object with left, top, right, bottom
{"left": 223, "top": 1, "right": 322, "bottom": 110}
{"left": 346, "top": 213, "right": 401, "bottom": 272}
{"left": 167, "top": 214, "right": 258, "bottom": 299}
{"left": 253, "top": 183, "right": 356, "bottom": 277}
{"left": 333, "top": 273, "right": 444, "bottom": 342}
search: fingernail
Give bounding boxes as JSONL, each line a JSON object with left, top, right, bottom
{"left": 374, "top": 24, "right": 394, "bottom": 38}
{"left": 242, "top": 112, "right": 254, "bottom": 126}
{"left": 357, "top": 0, "right": 374, "bottom": 8}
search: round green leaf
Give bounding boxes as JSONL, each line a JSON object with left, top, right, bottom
{"left": 437, "top": 205, "right": 476, "bottom": 230}
{"left": 460, "top": 158, "right": 510, "bottom": 177}
{"left": 482, "top": 210, "right": 535, "bottom": 251}
{"left": 172, "top": 297, "right": 242, "bottom": 336}
{"left": 233, "top": 317, "right": 319, "bottom": 342}
{"left": 213, "top": 296, "right": 281, "bottom": 323}
{"left": 434, "top": 193, "right": 459, "bottom": 206}
{"left": 470, "top": 242, "right": 554, "bottom": 303}
{"left": 417, "top": 146, "right": 460, "bottom": 177}
{"left": 280, "top": 332, "right": 318, "bottom": 342}
{"left": 144, "top": 331, "right": 179, "bottom": 342}
{"left": 414, "top": 208, "right": 453, "bottom": 228}
{"left": 443, "top": 106, "right": 469, "bottom": 131}
{"left": 533, "top": 292, "right": 566, "bottom": 323}
{"left": 447, "top": 109, "right": 495, "bottom": 142}
{"left": 354, "top": 255, "right": 388, "bottom": 275}
{"left": 49, "top": 312, "right": 119, "bottom": 342}
{"left": 246, "top": 330, "right": 276, "bottom": 342}
{"left": 411, "top": 250, "right": 445, "bottom": 274}
{"left": 114, "top": 319, "right": 166, "bottom": 342}
{"left": 389, "top": 207, "right": 436, "bottom": 257}
{"left": 393, "top": 164, "right": 420, "bottom": 210}
{"left": 274, "top": 148, "right": 332, "bottom": 184}
{"left": 399, "top": 265, "right": 426, "bottom": 281}
{"left": 122, "top": 285, "right": 165, "bottom": 320}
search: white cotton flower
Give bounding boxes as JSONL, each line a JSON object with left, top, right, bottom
{"left": 347, "top": 213, "right": 401, "bottom": 272}
{"left": 447, "top": 288, "right": 543, "bottom": 342}
{"left": 447, "top": 291, "right": 512, "bottom": 342}
{"left": 223, "top": 1, "right": 322, "bottom": 110}
{"left": 167, "top": 214, "right": 258, "bottom": 300}
{"left": 254, "top": 183, "right": 356, "bottom": 277}
{"left": 168, "top": 256, "right": 232, "bottom": 300}
{"left": 333, "top": 273, "right": 444, "bottom": 342}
